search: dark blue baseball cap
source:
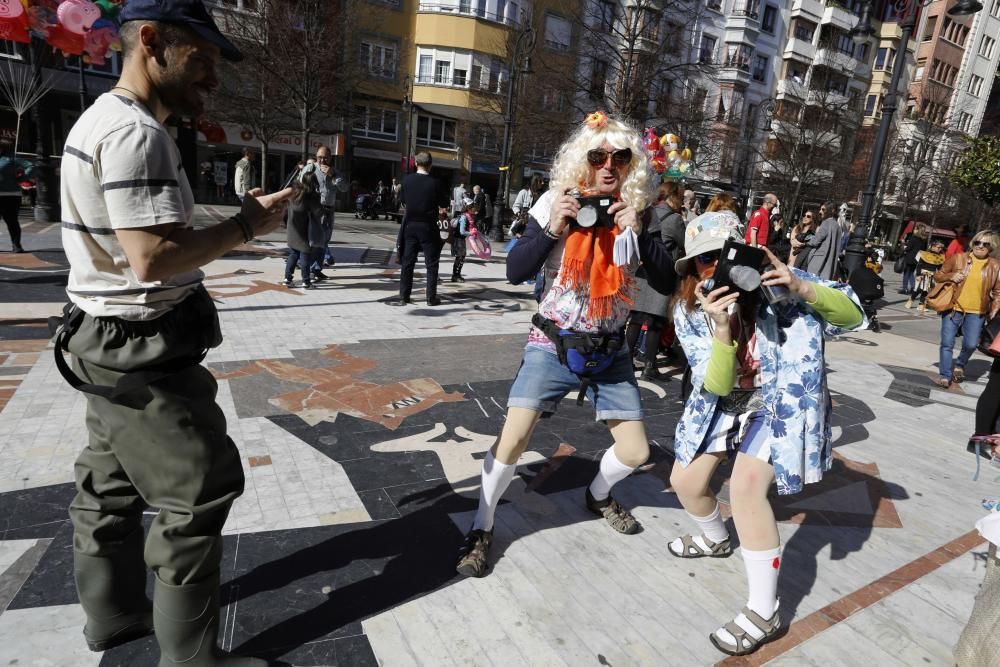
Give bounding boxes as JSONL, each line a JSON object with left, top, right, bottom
{"left": 119, "top": 0, "right": 243, "bottom": 62}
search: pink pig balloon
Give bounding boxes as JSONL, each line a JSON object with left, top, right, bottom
{"left": 0, "top": 0, "right": 25, "bottom": 19}
{"left": 58, "top": 0, "right": 100, "bottom": 35}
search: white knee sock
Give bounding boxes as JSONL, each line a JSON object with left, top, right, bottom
{"left": 669, "top": 503, "right": 729, "bottom": 553}
{"left": 743, "top": 545, "right": 781, "bottom": 619}
{"left": 714, "top": 545, "right": 781, "bottom": 646}
{"left": 471, "top": 451, "right": 516, "bottom": 532}
{"left": 588, "top": 447, "right": 635, "bottom": 501}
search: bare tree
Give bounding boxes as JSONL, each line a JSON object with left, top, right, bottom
{"left": 757, "top": 57, "right": 861, "bottom": 219}
{"left": 217, "top": 0, "right": 367, "bottom": 162}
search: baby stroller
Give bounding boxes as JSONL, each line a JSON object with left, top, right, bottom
{"left": 848, "top": 256, "right": 885, "bottom": 333}
{"left": 354, "top": 193, "right": 377, "bottom": 219}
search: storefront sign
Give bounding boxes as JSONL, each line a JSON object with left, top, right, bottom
{"left": 197, "top": 120, "right": 335, "bottom": 155}
{"left": 354, "top": 147, "right": 401, "bottom": 162}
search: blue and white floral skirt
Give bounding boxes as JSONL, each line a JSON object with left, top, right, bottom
{"left": 696, "top": 402, "right": 771, "bottom": 464}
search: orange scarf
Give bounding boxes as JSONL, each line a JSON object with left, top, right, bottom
{"left": 558, "top": 225, "right": 632, "bottom": 321}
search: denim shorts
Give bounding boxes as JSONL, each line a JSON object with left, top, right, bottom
{"left": 507, "top": 345, "right": 643, "bottom": 422}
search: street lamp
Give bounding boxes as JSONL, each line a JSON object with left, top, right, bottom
{"left": 843, "top": 0, "right": 982, "bottom": 277}
{"left": 494, "top": 21, "right": 536, "bottom": 243}
{"left": 738, "top": 98, "right": 777, "bottom": 215}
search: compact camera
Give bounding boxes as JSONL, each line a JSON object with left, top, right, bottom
{"left": 572, "top": 195, "right": 615, "bottom": 229}
{"left": 701, "top": 240, "right": 791, "bottom": 305}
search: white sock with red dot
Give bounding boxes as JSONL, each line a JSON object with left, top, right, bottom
{"left": 713, "top": 546, "right": 781, "bottom": 646}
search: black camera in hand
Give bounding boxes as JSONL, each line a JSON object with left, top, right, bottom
{"left": 571, "top": 195, "right": 616, "bottom": 229}
{"left": 701, "top": 240, "right": 792, "bottom": 305}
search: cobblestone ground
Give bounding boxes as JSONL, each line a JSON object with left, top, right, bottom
{"left": 0, "top": 209, "right": 993, "bottom": 666}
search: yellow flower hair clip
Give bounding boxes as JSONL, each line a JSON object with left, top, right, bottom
{"left": 584, "top": 111, "right": 608, "bottom": 129}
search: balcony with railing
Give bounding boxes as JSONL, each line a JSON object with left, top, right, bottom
{"left": 821, "top": 1, "right": 857, "bottom": 30}
{"left": 776, "top": 78, "right": 807, "bottom": 99}
{"left": 783, "top": 37, "right": 816, "bottom": 61}
{"left": 414, "top": 72, "right": 504, "bottom": 94}
{"left": 790, "top": 0, "right": 824, "bottom": 20}
{"left": 727, "top": 2, "right": 760, "bottom": 32}
{"left": 814, "top": 46, "right": 860, "bottom": 72}
{"left": 720, "top": 46, "right": 754, "bottom": 85}
{"left": 417, "top": 2, "right": 521, "bottom": 27}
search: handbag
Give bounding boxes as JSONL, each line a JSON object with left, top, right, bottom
{"left": 954, "top": 543, "right": 1000, "bottom": 667}
{"left": 925, "top": 281, "right": 956, "bottom": 313}
{"left": 979, "top": 314, "right": 1000, "bottom": 357}
{"left": 893, "top": 256, "right": 905, "bottom": 273}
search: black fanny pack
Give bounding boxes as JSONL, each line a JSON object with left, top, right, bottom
{"left": 48, "top": 285, "right": 221, "bottom": 409}
{"left": 531, "top": 313, "right": 624, "bottom": 405}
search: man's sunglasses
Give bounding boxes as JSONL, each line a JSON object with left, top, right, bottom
{"left": 973, "top": 240, "right": 993, "bottom": 249}
{"left": 587, "top": 148, "right": 632, "bottom": 167}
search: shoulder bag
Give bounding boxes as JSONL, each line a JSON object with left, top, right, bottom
{"left": 893, "top": 256, "right": 905, "bottom": 273}
{"left": 926, "top": 259, "right": 970, "bottom": 314}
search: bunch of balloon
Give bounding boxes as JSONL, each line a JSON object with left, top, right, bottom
{"left": 642, "top": 128, "right": 694, "bottom": 179}
{"left": 25, "top": 0, "right": 121, "bottom": 64}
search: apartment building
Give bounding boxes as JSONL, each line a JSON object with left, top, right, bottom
{"left": 872, "top": 0, "right": 998, "bottom": 233}
{"left": 690, "top": 0, "right": 785, "bottom": 185}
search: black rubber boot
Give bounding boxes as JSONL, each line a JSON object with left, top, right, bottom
{"left": 75, "top": 529, "right": 154, "bottom": 652}
{"left": 153, "top": 575, "right": 267, "bottom": 666}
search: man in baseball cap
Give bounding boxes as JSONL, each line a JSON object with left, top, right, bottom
{"left": 59, "top": 1, "right": 290, "bottom": 665}
{"left": 119, "top": 0, "right": 243, "bottom": 62}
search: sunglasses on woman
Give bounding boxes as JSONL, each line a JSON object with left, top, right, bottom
{"left": 973, "top": 241, "right": 993, "bottom": 249}
{"left": 696, "top": 252, "right": 720, "bottom": 265}
{"left": 804, "top": 214, "right": 813, "bottom": 218}
{"left": 587, "top": 148, "right": 632, "bottom": 167}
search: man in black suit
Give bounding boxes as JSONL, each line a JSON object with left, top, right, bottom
{"left": 393, "top": 152, "right": 448, "bottom": 306}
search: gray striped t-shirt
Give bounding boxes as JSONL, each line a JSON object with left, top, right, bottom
{"left": 61, "top": 93, "right": 199, "bottom": 320}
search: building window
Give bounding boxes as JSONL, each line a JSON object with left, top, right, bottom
{"left": 752, "top": 54, "right": 768, "bottom": 82}
{"left": 922, "top": 15, "right": 936, "bottom": 41}
{"left": 793, "top": 19, "right": 815, "bottom": 42}
{"left": 784, "top": 60, "right": 807, "bottom": 83}
{"left": 418, "top": 54, "right": 432, "bottom": 81}
{"left": 864, "top": 94, "right": 876, "bottom": 116}
{"left": 706, "top": 0, "right": 722, "bottom": 12}
{"left": 353, "top": 106, "right": 399, "bottom": 141}
{"left": 914, "top": 58, "right": 925, "bottom": 81}
{"left": 724, "top": 43, "right": 753, "bottom": 70}
{"left": 590, "top": 59, "right": 608, "bottom": 98}
{"left": 761, "top": 4, "right": 777, "bottom": 32}
{"left": 958, "top": 111, "right": 973, "bottom": 133}
{"left": 471, "top": 63, "right": 483, "bottom": 88}
{"left": 835, "top": 33, "right": 855, "bottom": 56}
{"left": 416, "top": 114, "right": 457, "bottom": 149}
{"left": 434, "top": 60, "right": 451, "bottom": 84}
{"left": 544, "top": 13, "right": 571, "bottom": 51}
{"left": 359, "top": 39, "right": 397, "bottom": 79}
{"left": 857, "top": 42, "right": 869, "bottom": 63}
{"left": 874, "top": 47, "right": 894, "bottom": 72}
{"left": 968, "top": 74, "right": 984, "bottom": 96}
{"left": 980, "top": 34, "right": 996, "bottom": 58}
{"left": 597, "top": 0, "right": 615, "bottom": 30}
{"left": 699, "top": 34, "right": 717, "bottom": 64}
{"left": 664, "top": 22, "right": 682, "bottom": 54}
{"left": 453, "top": 68, "right": 467, "bottom": 86}
{"left": 528, "top": 139, "right": 554, "bottom": 162}
{"left": 993, "top": 0, "right": 1000, "bottom": 17}
{"left": 732, "top": 0, "right": 759, "bottom": 18}
{"left": 941, "top": 17, "right": 970, "bottom": 46}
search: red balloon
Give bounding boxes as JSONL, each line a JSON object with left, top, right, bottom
{"left": 47, "top": 24, "right": 85, "bottom": 55}
{"left": 0, "top": 14, "right": 29, "bottom": 43}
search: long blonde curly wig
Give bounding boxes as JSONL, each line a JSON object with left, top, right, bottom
{"left": 548, "top": 115, "right": 656, "bottom": 212}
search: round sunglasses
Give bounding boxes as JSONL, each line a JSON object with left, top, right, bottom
{"left": 973, "top": 240, "right": 993, "bottom": 249}
{"left": 587, "top": 148, "right": 632, "bottom": 167}
{"left": 696, "top": 251, "right": 720, "bottom": 265}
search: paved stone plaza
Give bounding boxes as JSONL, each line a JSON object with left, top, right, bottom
{"left": 0, "top": 209, "right": 994, "bottom": 666}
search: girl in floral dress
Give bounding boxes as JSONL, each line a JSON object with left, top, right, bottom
{"left": 666, "top": 211, "right": 866, "bottom": 655}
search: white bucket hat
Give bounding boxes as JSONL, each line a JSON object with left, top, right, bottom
{"left": 674, "top": 211, "right": 743, "bottom": 276}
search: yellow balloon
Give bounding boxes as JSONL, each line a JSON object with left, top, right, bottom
{"left": 681, "top": 148, "right": 693, "bottom": 161}
{"left": 667, "top": 150, "right": 680, "bottom": 161}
